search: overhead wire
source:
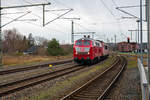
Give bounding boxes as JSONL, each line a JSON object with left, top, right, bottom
{"left": 2, "top": 0, "right": 69, "bottom": 36}
{"left": 99, "top": 0, "right": 127, "bottom": 40}
{"left": 111, "top": 0, "right": 118, "bottom": 7}
{"left": 51, "top": 0, "right": 72, "bottom": 9}
{"left": 51, "top": 0, "right": 93, "bottom": 32}
{"left": 99, "top": 0, "right": 117, "bottom": 19}
{"left": 52, "top": 0, "right": 122, "bottom": 40}
{"left": 74, "top": 22, "right": 92, "bottom": 32}
{"left": 22, "top": 0, "right": 43, "bottom": 18}
{"left": 22, "top": 0, "right": 74, "bottom": 29}
{"left": 110, "top": 0, "right": 127, "bottom": 38}
{"left": 21, "top": 0, "right": 71, "bottom": 32}
{"left": 3, "top": 15, "right": 68, "bottom": 35}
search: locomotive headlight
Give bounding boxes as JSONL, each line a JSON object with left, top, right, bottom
{"left": 75, "top": 51, "right": 78, "bottom": 54}
{"left": 88, "top": 52, "right": 90, "bottom": 54}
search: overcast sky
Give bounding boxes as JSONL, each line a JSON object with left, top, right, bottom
{"left": 1, "top": 0, "right": 147, "bottom": 44}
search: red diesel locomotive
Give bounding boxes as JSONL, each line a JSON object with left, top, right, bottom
{"left": 73, "top": 36, "right": 109, "bottom": 64}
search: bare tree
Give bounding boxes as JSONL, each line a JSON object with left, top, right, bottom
{"left": 34, "top": 36, "right": 48, "bottom": 46}
{"left": 3, "top": 28, "right": 29, "bottom": 53}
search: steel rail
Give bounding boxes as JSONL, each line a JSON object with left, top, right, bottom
{"left": 0, "top": 59, "right": 73, "bottom": 75}
{"left": 0, "top": 56, "right": 115, "bottom": 97}
{"left": 0, "top": 64, "right": 82, "bottom": 97}
{"left": 61, "top": 56, "right": 126, "bottom": 100}
{"left": 97, "top": 57, "right": 127, "bottom": 100}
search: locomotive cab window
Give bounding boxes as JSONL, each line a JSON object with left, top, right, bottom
{"left": 83, "top": 40, "right": 90, "bottom": 46}
{"left": 76, "top": 40, "right": 82, "bottom": 46}
{"left": 105, "top": 45, "right": 108, "bottom": 49}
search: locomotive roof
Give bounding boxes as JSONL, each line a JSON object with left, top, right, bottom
{"left": 76, "top": 38, "right": 108, "bottom": 46}
{"left": 76, "top": 38, "right": 109, "bottom": 47}
{"left": 77, "top": 37, "right": 94, "bottom": 41}
{"left": 77, "top": 38, "right": 101, "bottom": 42}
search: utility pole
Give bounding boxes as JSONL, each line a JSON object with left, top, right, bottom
{"left": 43, "top": 4, "right": 45, "bottom": 27}
{"left": 71, "top": 20, "right": 74, "bottom": 44}
{"left": 136, "top": 20, "right": 140, "bottom": 53}
{"left": 0, "top": 0, "right": 2, "bottom": 66}
{"left": 147, "top": 0, "right": 150, "bottom": 86}
{"left": 128, "top": 30, "right": 134, "bottom": 42}
{"left": 135, "top": 29, "right": 137, "bottom": 43}
{"left": 131, "top": 30, "right": 133, "bottom": 41}
{"left": 140, "top": 0, "right": 143, "bottom": 63}
{"left": 107, "top": 38, "right": 110, "bottom": 43}
{"left": 111, "top": 38, "right": 113, "bottom": 43}
{"left": 114, "top": 35, "right": 116, "bottom": 44}
{"left": 114, "top": 35, "right": 116, "bottom": 51}
{"left": 59, "top": 17, "right": 80, "bottom": 44}
{"left": 128, "top": 29, "right": 143, "bottom": 42}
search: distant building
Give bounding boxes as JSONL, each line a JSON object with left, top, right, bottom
{"left": 117, "top": 42, "right": 138, "bottom": 52}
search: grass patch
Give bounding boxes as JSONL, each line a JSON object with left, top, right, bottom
{"left": 22, "top": 56, "right": 116, "bottom": 100}
{"left": 118, "top": 52, "right": 147, "bottom": 58}
{"left": 143, "top": 59, "right": 147, "bottom": 67}
{"left": 3, "top": 54, "right": 72, "bottom": 67}
{"left": 126, "top": 54, "right": 148, "bottom": 68}
{"left": 126, "top": 56, "right": 137, "bottom": 68}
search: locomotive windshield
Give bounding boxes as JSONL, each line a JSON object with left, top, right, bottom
{"left": 83, "top": 40, "right": 90, "bottom": 46}
{"left": 75, "top": 40, "right": 90, "bottom": 46}
{"left": 75, "top": 40, "right": 82, "bottom": 46}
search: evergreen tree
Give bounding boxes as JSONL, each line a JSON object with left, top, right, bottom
{"left": 47, "top": 38, "right": 63, "bottom": 56}
{"left": 28, "top": 33, "right": 34, "bottom": 47}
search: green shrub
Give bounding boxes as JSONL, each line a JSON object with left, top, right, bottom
{"left": 47, "top": 38, "right": 65, "bottom": 56}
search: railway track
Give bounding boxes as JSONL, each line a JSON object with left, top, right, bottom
{"left": 0, "top": 56, "right": 116, "bottom": 98}
{"left": 0, "top": 63, "right": 86, "bottom": 97}
{"left": 0, "top": 63, "right": 85, "bottom": 97}
{"left": 61, "top": 56, "right": 127, "bottom": 100}
{"left": 0, "top": 59, "right": 73, "bottom": 75}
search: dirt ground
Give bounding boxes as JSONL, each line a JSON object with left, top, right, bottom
{"left": 106, "top": 56, "right": 141, "bottom": 100}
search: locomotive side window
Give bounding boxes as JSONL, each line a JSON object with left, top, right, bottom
{"left": 98, "top": 42, "right": 100, "bottom": 47}
{"left": 92, "top": 41, "right": 95, "bottom": 46}
{"left": 95, "top": 42, "right": 99, "bottom": 46}
{"left": 105, "top": 45, "right": 108, "bottom": 49}
{"left": 95, "top": 42, "right": 97, "bottom": 46}
{"left": 99, "top": 43, "right": 102, "bottom": 47}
